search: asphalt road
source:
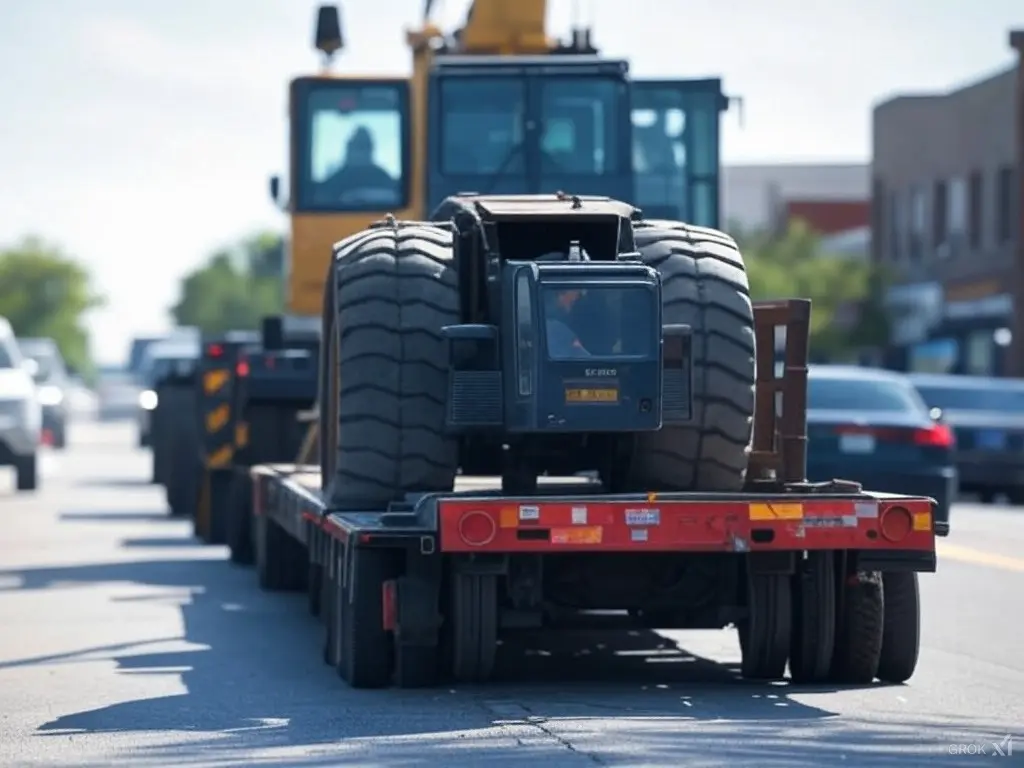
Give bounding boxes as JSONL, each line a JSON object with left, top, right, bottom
{"left": 1, "top": 422, "right": 1023, "bottom": 767}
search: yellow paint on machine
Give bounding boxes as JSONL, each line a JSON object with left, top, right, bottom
{"left": 235, "top": 422, "right": 249, "bottom": 448}
{"left": 206, "top": 445, "right": 233, "bottom": 468}
{"left": 206, "top": 404, "right": 230, "bottom": 433}
{"left": 748, "top": 502, "right": 804, "bottom": 521}
{"left": 203, "top": 369, "right": 231, "bottom": 396}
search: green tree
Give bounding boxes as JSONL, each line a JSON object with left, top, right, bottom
{"left": 0, "top": 236, "right": 105, "bottom": 376}
{"left": 739, "top": 220, "right": 889, "bottom": 361}
{"left": 170, "top": 231, "right": 285, "bottom": 334}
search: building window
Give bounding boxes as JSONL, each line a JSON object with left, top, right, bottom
{"left": 968, "top": 170, "right": 984, "bottom": 250}
{"left": 887, "top": 190, "right": 902, "bottom": 261}
{"left": 909, "top": 186, "right": 927, "bottom": 263}
{"left": 997, "top": 166, "right": 1016, "bottom": 244}
{"left": 944, "top": 176, "right": 967, "bottom": 258}
{"left": 932, "top": 179, "right": 948, "bottom": 254}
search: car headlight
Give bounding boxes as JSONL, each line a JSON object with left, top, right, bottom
{"left": 38, "top": 385, "right": 63, "bottom": 406}
{"left": 138, "top": 390, "right": 158, "bottom": 410}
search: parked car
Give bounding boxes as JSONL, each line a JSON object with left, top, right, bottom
{"left": 908, "top": 373, "right": 1024, "bottom": 504}
{"left": 17, "top": 337, "right": 70, "bottom": 449}
{"left": 0, "top": 318, "right": 41, "bottom": 491}
{"left": 807, "top": 365, "right": 956, "bottom": 528}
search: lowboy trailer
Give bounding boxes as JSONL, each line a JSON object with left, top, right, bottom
{"left": 248, "top": 284, "right": 941, "bottom": 690}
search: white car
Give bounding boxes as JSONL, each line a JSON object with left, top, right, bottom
{"left": 0, "top": 317, "right": 41, "bottom": 491}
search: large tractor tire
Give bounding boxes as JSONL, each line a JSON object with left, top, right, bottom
{"left": 323, "top": 222, "right": 460, "bottom": 511}
{"left": 631, "top": 221, "right": 756, "bottom": 492}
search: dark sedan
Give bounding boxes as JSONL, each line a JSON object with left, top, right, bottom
{"left": 907, "top": 373, "right": 1024, "bottom": 504}
{"left": 806, "top": 366, "right": 956, "bottom": 529}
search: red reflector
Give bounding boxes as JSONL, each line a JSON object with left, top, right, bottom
{"left": 207, "top": 343, "right": 224, "bottom": 358}
{"left": 458, "top": 511, "right": 497, "bottom": 547}
{"left": 879, "top": 505, "right": 913, "bottom": 542}
{"left": 914, "top": 424, "right": 953, "bottom": 448}
{"left": 236, "top": 360, "right": 250, "bottom": 377}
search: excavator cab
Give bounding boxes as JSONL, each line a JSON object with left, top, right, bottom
{"left": 426, "top": 56, "right": 635, "bottom": 210}
{"left": 631, "top": 79, "right": 726, "bottom": 228}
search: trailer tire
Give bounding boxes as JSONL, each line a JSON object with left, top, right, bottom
{"left": 256, "top": 516, "right": 303, "bottom": 592}
{"left": 322, "top": 552, "right": 341, "bottom": 667}
{"left": 308, "top": 557, "right": 322, "bottom": 618}
{"left": 831, "top": 571, "right": 883, "bottom": 684}
{"left": 789, "top": 551, "right": 836, "bottom": 683}
{"left": 325, "top": 224, "right": 459, "bottom": 511}
{"left": 227, "top": 472, "right": 254, "bottom": 565}
{"left": 877, "top": 571, "right": 920, "bottom": 684}
{"left": 340, "top": 547, "right": 394, "bottom": 688}
{"left": 448, "top": 572, "right": 499, "bottom": 683}
{"left": 207, "top": 469, "right": 233, "bottom": 545}
{"left": 739, "top": 570, "right": 791, "bottom": 680}
{"left": 631, "top": 221, "right": 755, "bottom": 492}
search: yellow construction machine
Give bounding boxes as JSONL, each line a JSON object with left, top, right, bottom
{"left": 272, "top": 0, "right": 729, "bottom": 317}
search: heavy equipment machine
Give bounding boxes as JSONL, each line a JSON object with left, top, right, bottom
{"left": 232, "top": 3, "right": 942, "bottom": 691}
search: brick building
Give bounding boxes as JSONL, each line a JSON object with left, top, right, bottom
{"left": 872, "top": 41, "right": 1022, "bottom": 376}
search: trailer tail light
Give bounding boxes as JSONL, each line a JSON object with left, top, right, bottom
{"left": 236, "top": 359, "right": 250, "bottom": 377}
{"left": 457, "top": 510, "right": 497, "bottom": 547}
{"left": 879, "top": 505, "right": 913, "bottom": 543}
{"left": 207, "top": 343, "right": 224, "bottom": 358}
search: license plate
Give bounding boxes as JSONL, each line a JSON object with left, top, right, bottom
{"left": 565, "top": 387, "right": 618, "bottom": 404}
{"left": 839, "top": 433, "right": 876, "bottom": 454}
{"left": 976, "top": 429, "right": 1006, "bottom": 450}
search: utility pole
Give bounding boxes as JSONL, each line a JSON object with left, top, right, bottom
{"left": 1009, "top": 31, "right": 1024, "bottom": 375}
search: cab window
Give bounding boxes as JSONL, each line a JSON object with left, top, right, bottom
{"left": 440, "top": 79, "right": 525, "bottom": 175}
{"left": 542, "top": 286, "right": 654, "bottom": 359}
{"left": 539, "top": 79, "right": 621, "bottom": 175}
{"left": 293, "top": 81, "right": 409, "bottom": 211}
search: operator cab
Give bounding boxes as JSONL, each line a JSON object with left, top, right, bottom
{"left": 440, "top": 199, "right": 693, "bottom": 442}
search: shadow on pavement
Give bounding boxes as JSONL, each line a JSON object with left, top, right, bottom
{"left": 59, "top": 510, "right": 172, "bottom": 524}
{"left": 3, "top": 525, "right": 1019, "bottom": 766}
{"left": 119, "top": 536, "right": 207, "bottom": 549}
{"left": 77, "top": 478, "right": 156, "bottom": 489}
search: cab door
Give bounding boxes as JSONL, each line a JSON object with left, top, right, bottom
{"left": 630, "top": 79, "right": 726, "bottom": 228}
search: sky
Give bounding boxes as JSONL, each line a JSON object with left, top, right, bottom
{"left": 1, "top": 0, "right": 1023, "bottom": 364}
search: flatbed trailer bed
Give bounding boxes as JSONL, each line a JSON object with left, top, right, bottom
{"left": 250, "top": 462, "right": 940, "bottom": 690}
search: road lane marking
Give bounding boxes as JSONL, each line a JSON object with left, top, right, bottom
{"left": 937, "top": 542, "right": 1024, "bottom": 573}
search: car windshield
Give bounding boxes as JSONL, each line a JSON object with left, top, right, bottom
{"left": 0, "top": 342, "right": 12, "bottom": 369}
{"left": 809, "top": 375, "right": 925, "bottom": 413}
{"left": 915, "top": 383, "right": 1024, "bottom": 412}
{"left": 541, "top": 285, "right": 654, "bottom": 358}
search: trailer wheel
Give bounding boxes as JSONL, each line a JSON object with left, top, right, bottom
{"left": 307, "top": 551, "right": 323, "bottom": 618}
{"left": 738, "top": 571, "right": 791, "bottom": 680}
{"left": 449, "top": 572, "right": 499, "bottom": 683}
{"left": 340, "top": 547, "right": 394, "bottom": 688}
{"left": 227, "top": 472, "right": 254, "bottom": 566}
{"left": 631, "top": 221, "right": 756, "bottom": 492}
{"left": 256, "top": 515, "right": 301, "bottom": 591}
{"left": 207, "top": 469, "right": 233, "bottom": 545}
{"left": 830, "top": 571, "right": 884, "bottom": 684}
{"left": 322, "top": 550, "right": 341, "bottom": 667}
{"left": 789, "top": 552, "right": 836, "bottom": 683}
{"left": 877, "top": 571, "right": 920, "bottom": 684}
{"left": 325, "top": 224, "right": 459, "bottom": 511}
